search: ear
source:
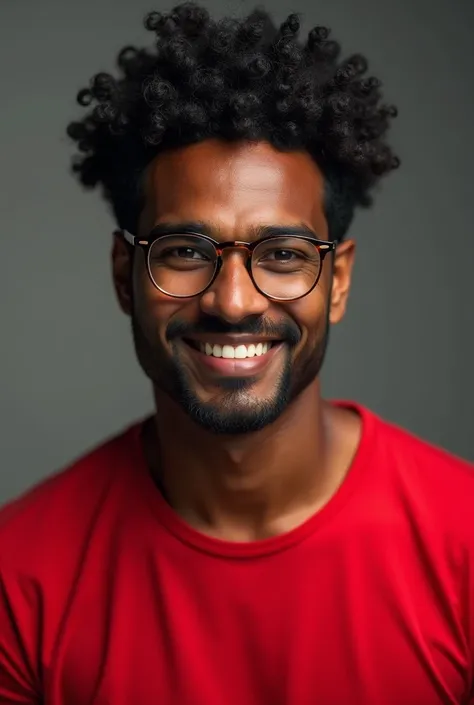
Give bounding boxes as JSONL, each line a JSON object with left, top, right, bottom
{"left": 111, "top": 230, "right": 133, "bottom": 315}
{"left": 329, "top": 238, "right": 356, "bottom": 325}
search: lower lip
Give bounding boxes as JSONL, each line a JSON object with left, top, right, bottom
{"left": 183, "top": 342, "right": 284, "bottom": 377}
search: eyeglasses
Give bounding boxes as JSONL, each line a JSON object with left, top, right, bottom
{"left": 121, "top": 229, "right": 336, "bottom": 302}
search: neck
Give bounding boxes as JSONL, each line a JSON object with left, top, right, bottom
{"left": 144, "top": 381, "right": 359, "bottom": 541}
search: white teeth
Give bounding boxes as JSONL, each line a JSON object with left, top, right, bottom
{"left": 234, "top": 345, "right": 248, "bottom": 359}
{"left": 222, "top": 345, "right": 235, "bottom": 359}
{"left": 199, "top": 342, "right": 273, "bottom": 359}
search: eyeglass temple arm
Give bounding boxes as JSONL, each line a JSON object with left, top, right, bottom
{"left": 121, "top": 230, "right": 137, "bottom": 246}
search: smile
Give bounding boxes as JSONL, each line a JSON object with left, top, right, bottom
{"left": 199, "top": 342, "right": 273, "bottom": 359}
{"left": 182, "top": 338, "right": 283, "bottom": 377}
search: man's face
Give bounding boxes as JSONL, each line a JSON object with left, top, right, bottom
{"left": 113, "top": 140, "right": 355, "bottom": 434}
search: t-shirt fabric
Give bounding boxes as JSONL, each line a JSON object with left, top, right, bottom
{"left": 0, "top": 403, "right": 473, "bottom": 705}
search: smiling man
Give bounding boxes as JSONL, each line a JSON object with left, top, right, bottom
{"left": 126, "top": 140, "right": 338, "bottom": 439}
{"left": 1, "top": 3, "right": 474, "bottom": 705}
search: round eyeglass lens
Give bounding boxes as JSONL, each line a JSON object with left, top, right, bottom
{"left": 251, "top": 237, "right": 322, "bottom": 300}
{"left": 148, "top": 234, "right": 217, "bottom": 296}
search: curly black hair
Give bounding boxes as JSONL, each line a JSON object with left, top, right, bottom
{"left": 67, "top": 2, "right": 399, "bottom": 241}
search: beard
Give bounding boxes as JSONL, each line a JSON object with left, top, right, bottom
{"left": 131, "top": 308, "right": 330, "bottom": 435}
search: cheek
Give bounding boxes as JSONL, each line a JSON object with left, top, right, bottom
{"left": 286, "top": 285, "right": 329, "bottom": 352}
{"left": 132, "top": 257, "right": 203, "bottom": 346}
{"left": 132, "top": 259, "right": 178, "bottom": 340}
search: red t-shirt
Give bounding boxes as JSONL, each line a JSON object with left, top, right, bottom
{"left": 1, "top": 403, "right": 473, "bottom": 705}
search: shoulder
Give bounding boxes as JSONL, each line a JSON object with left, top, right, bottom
{"left": 0, "top": 420, "right": 146, "bottom": 687}
{"left": 0, "top": 420, "right": 143, "bottom": 571}
{"left": 367, "top": 404, "right": 473, "bottom": 482}
{"left": 355, "top": 402, "right": 474, "bottom": 539}
{"left": 337, "top": 401, "right": 472, "bottom": 473}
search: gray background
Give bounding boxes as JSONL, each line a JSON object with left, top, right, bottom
{"left": 1, "top": 0, "right": 473, "bottom": 504}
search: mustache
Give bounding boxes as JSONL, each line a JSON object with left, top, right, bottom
{"left": 166, "top": 315, "right": 301, "bottom": 346}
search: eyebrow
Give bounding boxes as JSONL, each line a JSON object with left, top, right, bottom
{"left": 148, "top": 221, "right": 320, "bottom": 240}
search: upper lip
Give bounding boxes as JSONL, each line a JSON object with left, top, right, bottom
{"left": 183, "top": 334, "right": 281, "bottom": 345}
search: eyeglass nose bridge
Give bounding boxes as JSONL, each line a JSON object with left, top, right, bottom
{"left": 213, "top": 241, "right": 254, "bottom": 275}
{"left": 215, "top": 241, "right": 253, "bottom": 255}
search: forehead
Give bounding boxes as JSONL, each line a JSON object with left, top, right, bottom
{"left": 142, "top": 139, "right": 328, "bottom": 237}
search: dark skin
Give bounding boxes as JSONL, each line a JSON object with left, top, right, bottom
{"left": 112, "top": 139, "right": 361, "bottom": 542}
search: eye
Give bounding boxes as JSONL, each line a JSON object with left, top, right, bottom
{"left": 170, "top": 247, "right": 209, "bottom": 261}
{"left": 259, "top": 248, "right": 306, "bottom": 264}
{"left": 253, "top": 238, "right": 319, "bottom": 275}
{"left": 155, "top": 246, "right": 211, "bottom": 262}
{"left": 265, "top": 249, "right": 301, "bottom": 261}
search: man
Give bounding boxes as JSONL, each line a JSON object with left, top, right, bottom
{"left": 1, "top": 3, "right": 473, "bottom": 704}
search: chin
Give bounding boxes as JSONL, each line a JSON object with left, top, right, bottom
{"left": 177, "top": 378, "right": 292, "bottom": 435}
{"left": 184, "top": 406, "right": 285, "bottom": 435}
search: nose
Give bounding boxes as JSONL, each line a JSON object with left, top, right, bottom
{"left": 199, "top": 250, "right": 269, "bottom": 323}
